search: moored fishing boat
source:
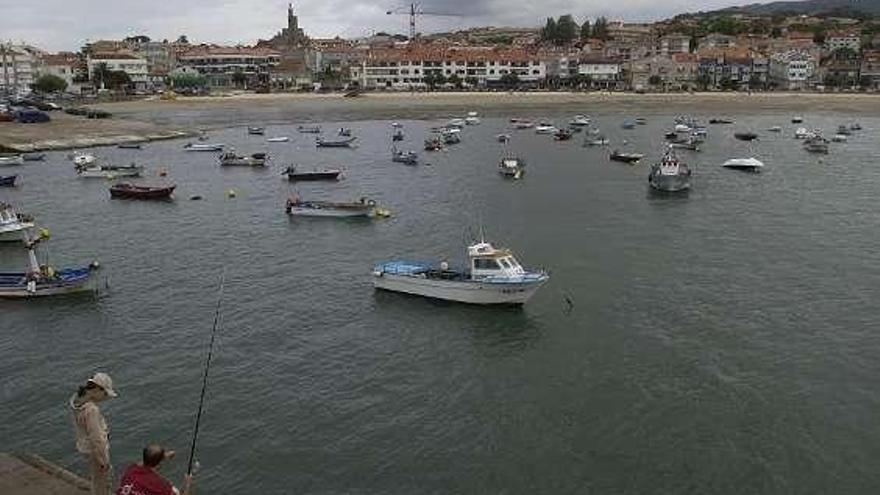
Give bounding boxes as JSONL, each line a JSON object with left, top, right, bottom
{"left": 734, "top": 131, "right": 759, "bottom": 141}
{"left": 285, "top": 195, "right": 377, "bottom": 218}
{"left": 219, "top": 151, "right": 268, "bottom": 166}
{"left": 513, "top": 121, "right": 534, "bottom": 129}
{"left": 0, "top": 231, "right": 100, "bottom": 298}
{"left": 648, "top": 146, "right": 691, "bottom": 193}
{"left": 836, "top": 125, "right": 851, "bottom": 136}
{"left": 0, "top": 155, "right": 25, "bottom": 166}
{"left": 609, "top": 150, "right": 644, "bottom": 163}
{"left": 584, "top": 136, "right": 609, "bottom": 147}
{"left": 316, "top": 136, "right": 357, "bottom": 148}
{"left": 0, "top": 203, "right": 35, "bottom": 242}
{"left": 447, "top": 118, "right": 466, "bottom": 128}
{"left": 794, "top": 127, "right": 811, "bottom": 139}
{"left": 803, "top": 136, "right": 829, "bottom": 154}
{"left": 535, "top": 124, "right": 557, "bottom": 134}
{"left": 22, "top": 152, "right": 46, "bottom": 161}
{"left": 465, "top": 112, "right": 481, "bottom": 125}
{"left": 709, "top": 117, "right": 735, "bottom": 124}
{"left": 77, "top": 164, "right": 144, "bottom": 178}
{"left": 553, "top": 128, "right": 573, "bottom": 141}
{"left": 621, "top": 120, "right": 636, "bottom": 130}
{"left": 392, "top": 127, "right": 404, "bottom": 141}
{"left": 424, "top": 136, "right": 444, "bottom": 151}
{"left": 792, "top": 116, "right": 804, "bottom": 123}
{"left": 184, "top": 143, "right": 225, "bottom": 152}
{"left": 832, "top": 134, "right": 847, "bottom": 142}
{"left": 282, "top": 166, "right": 341, "bottom": 181}
{"left": 0, "top": 175, "right": 16, "bottom": 187}
{"left": 109, "top": 183, "right": 175, "bottom": 200}
{"left": 767, "top": 126, "right": 782, "bottom": 132}
{"left": 298, "top": 125, "right": 322, "bottom": 134}
{"left": 497, "top": 133, "right": 511, "bottom": 143}
{"left": 247, "top": 126, "right": 265, "bottom": 135}
{"left": 267, "top": 136, "right": 290, "bottom": 143}
{"left": 498, "top": 155, "right": 525, "bottom": 179}
{"left": 392, "top": 147, "right": 418, "bottom": 165}
{"left": 117, "top": 143, "right": 142, "bottom": 149}
{"left": 372, "top": 240, "right": 549, "bottom": 305}
{"left": 441, "top": 129, "right": 461, "bottom": 145}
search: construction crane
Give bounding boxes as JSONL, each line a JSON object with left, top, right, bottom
{"left": 385, "top": 3, "right": 461, "bottom": 40}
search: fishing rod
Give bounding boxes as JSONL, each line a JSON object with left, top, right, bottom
{"left": 187, "top": 270, "right": 226, "bottom": 475}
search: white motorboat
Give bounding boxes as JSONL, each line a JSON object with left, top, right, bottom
{"left": 184, "top": 143, "right": 225, "bottom": 152}
{"left": 267, "top": 137, "right": 290, "bottom": 143}
{"left": 792, "top": 116, "right": 804, "bottom": 124}
{"left": 535, "top": 124, "right": 557, "bottom": 134}
{"left": 0, "top": 203, "right": 35, "bottom": 242}
{"left": 674, "top": 124, "right": 691, "bottom": 133}
{"left": 832, "top": 134, "right": 848, "bottom": 142}
{"left": 0, "top": 155, "right": 25, "bottom": 166}
{"left": 513, "top": 121, "right": 534, "bottom": 129}
{"left": 372, "top": 240, "right": 549, "bottom": 305}
{"left": 71, "top": 152, "right": 96, "bottom": 167}
{"left": 465, "top": 112, "right": 481, "bottom": 125}
{"left": 767, "top": 126, "right": 782, "bottom": 132}
{"left": 498, "top": 155, "right": 525, "bottom": 179}
{"left": 447, "top": 118, "right": 466, "bottom": 128}
{"left": 794, "top": 127, "right": 811, "bottom": 139}
{"left": 569, "top": 115, "right": 591, "bottom": 126}
{"left": 584, "top": 136, "right": 610, "bottom": 147}
{"left": 722, "top": 157, "right": 764, "bottom": 172}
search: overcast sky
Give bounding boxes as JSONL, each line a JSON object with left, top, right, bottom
{"left": 2, "top": 0, "right": 768, "bottom": 52}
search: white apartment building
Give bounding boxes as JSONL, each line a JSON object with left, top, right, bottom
{"left": 577, "top": 57, "right": 621, "bottom": 88}
{"left": 351, "top": 48, "right": 546, "bottom": 89}
{"left": 88, "top": 52, "right": 149, "bottom": 90}
{"left": 176, "top": 46, "right": 280, "bottom": 87}
{"left": 825, "top": 31, "right": 861, "bottom": 52}
{"left": 657, "top": 34, "right": 691, "bottom": 57}
{"left": 0, "top": 44, "right": 39, "bottom": 96}
{"left": 769, "top": 50, "right": 816, "bottom": 90}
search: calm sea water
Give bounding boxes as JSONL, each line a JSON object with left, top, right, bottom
{"left": 3, "top": 109, "right": 880, "bottom": 494}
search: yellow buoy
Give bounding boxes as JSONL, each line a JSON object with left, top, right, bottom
{"left": 39, "top": 228, "right": 51, "bottom": 240}
{"left": 375, "top": 208, "right": 392, "bottom": 218}
{"left": 227, "top": 189, "right": 237, "bottom": 198}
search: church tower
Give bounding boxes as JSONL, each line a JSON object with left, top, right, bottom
{"left": 288, "top": 3, "right": 298, "bottom": 33}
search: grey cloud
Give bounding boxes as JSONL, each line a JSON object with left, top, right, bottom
{"left": 2, "top": 0, "right": 766, "bottom": 51}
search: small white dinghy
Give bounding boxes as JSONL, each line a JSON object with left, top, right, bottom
{"left": 723, "top": 157, "right": 764, "bottom": 172}
{"left": 267, "top": 137, "right": 290, "bottom": 143}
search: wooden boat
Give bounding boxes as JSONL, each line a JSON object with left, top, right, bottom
{"left": 284, "top": 196, "right": 377, "bottom": 218}
{"left": 77, "top": 164, "right": 144, "bottom": 178}
{"left": 298, "top": 125, "right": 322, "bottom": 134}
{"left": 219, "top": 151, "right": 267, "bottom": 167}
{"left": 372, "top": 240, "right": 549, "bottom": 305}
{"left": 109, "top": 183, "right": 175, "bottom": 199}
{"left": 316, "top": 136, "right": 356, "bottom": 148}
{"left": 609, "top": 150, "right": 644, "bottom": 163}
{"left": 247, "top": 126, "right": 265, "bottom": 135}
{"left": 392, "top": 148, "right": 418, "bottom": 165}
{"left": 282, "top": 166, "right": 341, "bottom": 181}
{"left": 0, "top": 175, "right": 16, "bottom": 187}
{"left": 0, "top": 233, "right": 99, "bottom": 298}
{"left": 22, "top": 152, "right": 46, "bottom": 161}
{"left": 0, "top": 155, "right": 24, "bottom": 166}
{"left": 734, "top": 131, "right": 759, "bottom": 141}
{"left": 184, "top": 143, "right": 224, "bottom": 152}
{"left": 117, "top": 143, "right": 142, "bottom": 149}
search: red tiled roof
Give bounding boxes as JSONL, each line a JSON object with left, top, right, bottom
{"left": 179, "top": 45, "right": 281, "bottom": 58}
{"left": 365, "top": 47, "right": 538, "bottom": 63}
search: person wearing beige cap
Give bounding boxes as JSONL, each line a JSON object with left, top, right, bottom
{"left": 69, "top": 372, "right": 118, "bottom": 495}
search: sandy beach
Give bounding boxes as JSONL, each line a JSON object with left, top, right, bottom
{"left": 2, "top": 91, "right": 878, "bottom": 151}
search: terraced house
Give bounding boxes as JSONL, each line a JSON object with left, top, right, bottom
{"left": 176, "top": 45, "right": 280, "bottom": 88}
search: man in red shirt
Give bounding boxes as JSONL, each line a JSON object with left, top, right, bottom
{"left": 116, "top": 444, "right": 193, "bottom": 495}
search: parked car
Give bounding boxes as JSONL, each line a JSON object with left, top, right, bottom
{"left": 15, "top": 109, "right": 51, "bottom": 123}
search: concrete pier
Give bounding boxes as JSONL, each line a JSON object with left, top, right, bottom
{"left": 0, "top": 453, "right": 89, "bottom": 494}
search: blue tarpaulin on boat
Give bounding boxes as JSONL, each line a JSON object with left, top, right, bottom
{"left": 374, "top": 261, "right": 432, "bottom": 275}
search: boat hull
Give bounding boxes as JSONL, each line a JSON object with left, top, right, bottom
{"left": 373, "top": 273, "right": 546, "bottom": 305}
{"left": 0, "top": 175, "right": 16, "bottom": 187}
{"left": 0, "top": 267, "right": 96, "bottom": 298}
{"left": 649, "top": 172, "right": 691, "bottom": 192}
{"left": 0, "top": 225, "right": 34, "bottom": 242}
{"left": 287, "top": 206, "right": 372, "bottom": 218}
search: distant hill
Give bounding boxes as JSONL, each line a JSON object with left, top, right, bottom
{"left": 715, "top": 0, "right": 880, "bottom": 17}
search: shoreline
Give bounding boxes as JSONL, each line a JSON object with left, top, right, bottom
{"left": 2, "top": 91, "right": 878, "bottom": 152}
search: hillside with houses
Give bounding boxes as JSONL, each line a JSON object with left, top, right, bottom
{"left": 3, "top": 2, "right": 880, "bottom": 97}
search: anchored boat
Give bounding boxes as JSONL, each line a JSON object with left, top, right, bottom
{"left": 316, "top": 136, "right": 356, "bottom": 148}
{"left": 298, "top": 125, "right": 322, "bottom": 134}
{"left": 184, "top": 143, "right": 225, "bottom": 152}
{"left": 569, "top": 115, "right": 591, "bottom": 126}
{"left": 372, "top": 240, "right": 549, "bottom": 305}
{"left": 0, "top": 231, "right": 99, "bottom": 298}
{"left": 285, "top": 196, "right": 377, "bottom": 218}
{"left": 723, "top": 157, "right": 764, "bottom": 172}
{"left": 392, "top": 147, "right": 418, "bottom": 165}
{"left": 109, "top": 183, "right": 175, "bottom": 200}
{"left": 648, "top": 147, "right": 692, "bottom": 193}
{"left": 0, "top": 175, "right": 17, "bottom": 187}
{"left": 282, "top": 166, "right": 341, "bottom": 181}
{"left": 248, "top": 126, "right": 265, "bottom": 135}
{"left": 0, "top": 203, "right": 34, "bottom": 242}
{"left": 219, "top": 151, "right": 267, "bottom": 167}
{"left": 609, "top": 150, "right": 644, "bottom": 163}
{"left": 22, "top": 152, "right": 46, "bottom": 161}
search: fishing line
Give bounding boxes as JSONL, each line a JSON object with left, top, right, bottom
{"left": 187, "top": 269, "right": 226, "bottom": 475}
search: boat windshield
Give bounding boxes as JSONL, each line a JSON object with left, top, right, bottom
{"left": 473, "top": 258, "right": 500, "bottom": 270}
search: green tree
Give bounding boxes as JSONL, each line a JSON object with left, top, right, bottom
{"left": 719, "top": 76, "right": 737, "bottom": 91}
{"left": 541, "top": 17, "right": 558, "bottom": 42}
{"left": 580, "top": 19, "right": 591, "bottom": 40}
{"left": 696, "top": 73, "right": 712, "bottom": 90}
{"left": 447, "top": 73, "right": 462, "bottom": 89}
{"left": 500, "top": 72, "right": 520, "bottom": 88}
{"left": 33, "top": 74, "right": 68, "bottom": 93}
{"left": 106, "top": 70, "right": 131, "bottom": 90}
{"left": 92, "top": 62, "right": 110, "bottom": 88}
{"left": 465, "top": 76, "right": 479, "bottom": 88}
{"left": 434, "top": 73, "right": 447, "bottom": 87}
{"left": 171, "top": 73, "right": 207, "bottom": 89}
{"left": 423, "top": 72, "right": 436, "bottom": 90}
{"left": 556, "top": 15, "right": 579, "bottom": 44}
{"left": 592, "top": 17, "right": 610, "bottom": 41}
{"left": 231, "top": 69, "right": 248, "bottom": 88}
{"left": 648, "top": 74, "right": 663, "bottom": 86}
